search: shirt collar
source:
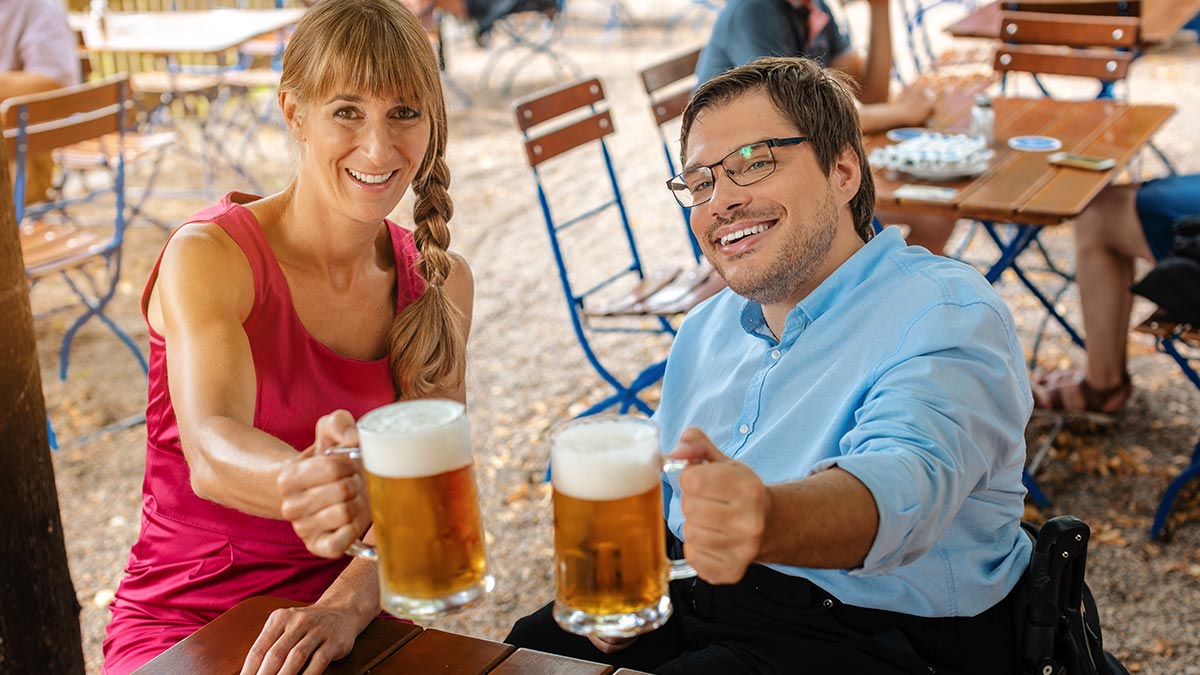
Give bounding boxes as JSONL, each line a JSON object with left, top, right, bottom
{"left": 737, "top": 227, "right": 906, "bottom": 345}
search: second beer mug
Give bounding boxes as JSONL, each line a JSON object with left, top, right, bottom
{"left": 333, "top": 399, "right": 494, "bottom": 620}
{"left": 550, "top": 415, "right": 696, "bottom": 638}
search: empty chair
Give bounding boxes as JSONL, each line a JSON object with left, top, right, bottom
{"left": 512, "top": 77, "right": 722, "bottom": 417}
{"left": 2, "top": 74, "right": 148, "bottom": 380}
{"left": 639, "top": 47, "right": 703, "bottom": 263}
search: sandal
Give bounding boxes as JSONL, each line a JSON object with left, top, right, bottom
{"left": 1031, "top": 369, "right": 1131, "bottom": 425}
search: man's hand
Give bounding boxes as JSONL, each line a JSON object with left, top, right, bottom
{"left": 278, "top": 410, "right": 370, "bottom": 559}
{"left": 587, "top": 634, "right": 638, "bottom": 654}
{"left": 671, "top": 427, "right": 770, "bottom": 585}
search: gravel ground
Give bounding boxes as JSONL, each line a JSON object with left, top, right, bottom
{"left": 29, "top": 3, "right": 1200, "bottom": 673}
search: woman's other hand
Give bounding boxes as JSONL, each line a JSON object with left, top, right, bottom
{"left": 239, "top": 601, "right": 362, "bottom": 675}
{"left": 278, "top": 410, "right": 370, "bottom": 559}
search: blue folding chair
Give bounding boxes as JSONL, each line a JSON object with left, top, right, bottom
{"left": 1135, "top": 314, "right": 1200, "bottom": 540}
{"left": 894, "top": 0, "right": 981, "bottom": 83}
{"left": 639, "top": 47, "right": 705, "bottom": 264}
{"left": 512, "top": 77, "right": 723, "bottom": 418}
{"left": 2, "top": 74, "right": 148, "bottom": 381}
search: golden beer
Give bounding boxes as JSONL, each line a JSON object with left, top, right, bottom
{"left": 367, "top": 463, "right": 489, "bottom": 600}
{"left": 550, "top": 415, "right": 693, "bottom": 638}
{"left": 354, "top": 399, "right": 494, "bottom": 619}
{"left": 553, "top": 484, "right": 667, "bottom": 615}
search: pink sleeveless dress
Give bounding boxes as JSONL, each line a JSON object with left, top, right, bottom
{"left": 102, "top": 193, "right": 425, "bottom": 674}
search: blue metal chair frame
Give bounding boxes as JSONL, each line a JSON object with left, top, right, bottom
{"left": 5, "top": 75, "right": 148, "bottom": 380}
{"left": 896, "top": 0, "right": 980, "bottom": 82}
{"left": 481, "top": 2, "right": 583, "bottom": 96}
{"left": 515, "top": 78, "right": 678, "bottom": 419}
{"left": 1147, "top": 327, "right": 1200, "bottom": 540}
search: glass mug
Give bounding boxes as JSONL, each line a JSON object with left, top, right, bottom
{"left": 549, "top": 415, "right": 696, "bottom": 638}
{"left": 328, "top": 399, "right": 494, "bottom": 620}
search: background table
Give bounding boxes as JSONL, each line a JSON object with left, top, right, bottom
{"left": 132, "top": 596, "right": 653, "bottom": 675}
{"left": 947, "top": 0, "right": 1200, "bottom": 46}
{"left": 869, "top": 95, "right": 1174, "bottom": 227}
{"left": 71, "top": 8, "right": 306, "bottom": 54}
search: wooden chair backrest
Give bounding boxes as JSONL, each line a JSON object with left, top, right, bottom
{"left": 1006, "top": 1, "right": 1140, "bottom": 16}
{"left": 512, "top": 78, "right": 614, "bottom": 168}
{"left": 994, "top": 11, "right": 1137, "bottom": 81}
{"left": 639, "top": 48, "right": 700, "bottom": 127}
{"left": 1, "top": 75, "right": 129, "bottom": 156}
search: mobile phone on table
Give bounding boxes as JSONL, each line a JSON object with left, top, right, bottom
{"left": 1047, "top": 152, "right": 1115, "bottom": 171}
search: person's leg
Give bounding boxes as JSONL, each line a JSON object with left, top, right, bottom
{"left": 1072, "top": 184, "right": 1154, "bottom": 392}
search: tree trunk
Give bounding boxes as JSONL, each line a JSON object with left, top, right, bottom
{"left": 0, "top": 125, "right": 86, "bottom": 672}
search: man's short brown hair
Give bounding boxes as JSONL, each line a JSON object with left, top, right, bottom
{"left": 680, "top": 57, "right": 876, "bottom": 243}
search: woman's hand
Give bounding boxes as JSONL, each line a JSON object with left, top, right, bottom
{"left": 278, "top": 410, "right": 370, "bottom": 559}
{"left": 239, "top": 602, "right": 360, "bottom": 675}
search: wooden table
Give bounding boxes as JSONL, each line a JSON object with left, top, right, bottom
{"left": 946, "top": 0, "right": 1200, "bottom": 46}
{"left": 870, "top": 95, "right": 1174, "bottom": 227}
{"left": 132, "top": 596, "right": 654, "bottom": 675}
{"left": 68, "top": 8, "right": 306, "bottom": 200}
{"left": 71, "top": 8, "right": 306, "bottom": 54}
{"left": 869, "top": 94, "right": 1172, "bottom": 352}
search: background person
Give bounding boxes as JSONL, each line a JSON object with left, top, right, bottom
{"left": 505, "top": 56, "right": 1033, "bottom": 674}
{"left": 1032, "top": 174, "right": 1200, "bottom": 422}
{"left": 99, "top": 1, "right": 474, "bottom": 673}
{"left": 1, "top": 0, "right": 81, "bottom": 205}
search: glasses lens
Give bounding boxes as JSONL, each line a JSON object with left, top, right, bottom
{"left": 672, "top": 167, "right": 713, "bottom": 207}
{"left": 727, "top": 142, "right": 776, "bottom": 186}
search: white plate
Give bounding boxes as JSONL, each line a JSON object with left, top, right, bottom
{"left": 1008, "top": 135, "right": 1063, "bottom": 152}
{"left": 886, "top": 127, "right": 930, "bottom": 142}
{"left": 898, "top": 162, "right": 990, "bottom": 181}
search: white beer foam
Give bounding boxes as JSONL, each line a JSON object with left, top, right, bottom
{"left": 551, "top": 420, "right": 661, "bottom": 501}
{"left": 357, "top": 400, "right": 470, "bottom": 478}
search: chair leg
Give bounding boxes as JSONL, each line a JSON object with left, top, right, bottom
{"left": 57, "top": 257, "right": 148, "bottom": 381}
{"left": 1151, "top": 438, "right": 1200, "bottom": 541}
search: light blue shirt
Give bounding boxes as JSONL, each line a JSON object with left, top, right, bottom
{"left": 655, "top": 227, "right": 1033, "bottom": 618}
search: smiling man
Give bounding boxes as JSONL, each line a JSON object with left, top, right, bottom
{"left": 507, "top": 57, "right": 1034, "bottom": 674}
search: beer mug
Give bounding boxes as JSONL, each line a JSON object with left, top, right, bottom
{"left": 549, "top": 415, "right": 696, "bottom": 638}
{"left": 328, "top": 399, "right": 494, "bottom": 620}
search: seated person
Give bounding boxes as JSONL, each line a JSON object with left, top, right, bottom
{"left": 1032, "top": 174, "right": 1200, "bottom": 423}
{"left": 99, "top": 1, "right": 474, "bottom": 673}
{"left": 695, "top": 0, "right": 950, "bottom": 252}
{"left": 505, "top": 55, "right": 1032, "bottom": 675}
{"left": 1, "top": 0, "right": 81, "bottom": 205}
{"left": 283, "top": 56, "right": 1035, "bottom": 675}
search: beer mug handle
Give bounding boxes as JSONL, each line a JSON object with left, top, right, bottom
{"left": 662, "top": 457, "right": 698, "bottom": 580}
{"left": 322, "top": 446, "right": 379, "bottom": 563}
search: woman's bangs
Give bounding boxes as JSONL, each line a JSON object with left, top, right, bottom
{"left": 311, "top": 24, "right": 435, "bottom": 107}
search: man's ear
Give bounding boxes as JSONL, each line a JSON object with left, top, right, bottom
{"left": 279, "top": 90, "right": 304, "bottom": 142}
{"left": 829, "top": 145, "right": 862, "bottom": 206}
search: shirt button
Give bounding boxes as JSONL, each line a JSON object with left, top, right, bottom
{"left": 771, "top": 349, "right": 781, "bottom": 360}
{"left": 739, "top": 424, "right": 750, "bottom": 434}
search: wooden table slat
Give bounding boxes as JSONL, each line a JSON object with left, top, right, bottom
{"left": 488, "top": 648, "right": 615, "bottom": 675}
{"left": 369, "top": 628, "right": 514, "bottom": 674}
{"left": 132, "top": 596, "right": 422, "bottom": 675}
{"left": 957, "top": 100, "right": 1113, "bottom": 216}
{"left": 1021, "top": 103, "right": 1175, "bottom": 217}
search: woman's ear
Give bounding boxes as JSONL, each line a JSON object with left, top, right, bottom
{"left": 279, "top": 90, "right": 304, "bottom": 142}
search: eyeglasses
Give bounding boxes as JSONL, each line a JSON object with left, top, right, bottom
{"left": 667, "top": 137, "right": 809, "bottom": 208}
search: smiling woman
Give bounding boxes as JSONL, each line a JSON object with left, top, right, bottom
{"left": 98, "top": 1, "right": 475, "bottom": 674}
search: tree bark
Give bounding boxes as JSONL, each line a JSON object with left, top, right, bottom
{"left": 0, "top": 125, "right": 86, "bottom": 672}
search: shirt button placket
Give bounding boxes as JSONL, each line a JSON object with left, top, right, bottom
{"left": 738, "top": 423, "right": 750, "bottom": 435}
